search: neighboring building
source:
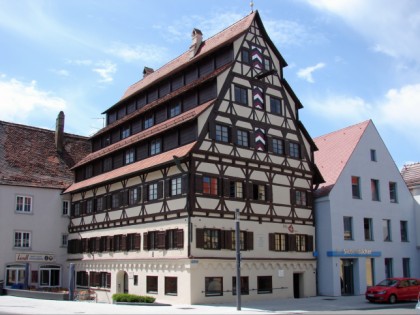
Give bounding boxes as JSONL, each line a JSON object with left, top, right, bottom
{"left": 64, "top": 11, "right": 322, "bottom": 304}
{"left": 0, "top": 113, "right": 90, "bottom": 290}
{"left": 401, "top": 163, "right": 420, "bottom": 250}
{"left": 314, "top": 120, "right": 419, "bottom": 297}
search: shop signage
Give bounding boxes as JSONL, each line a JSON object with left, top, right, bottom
{"left": 16, "top": 253, "right": 55, "bottom": 262}
{"left": 327, "top": 249, "right": 381, "bottom": 257}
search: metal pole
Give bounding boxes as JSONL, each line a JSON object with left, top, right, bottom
{"left": 69, "top": 263, "right": 75, "bottom": 300}
{"left": 235, "top": 208, "right": 241, "bottom": 311}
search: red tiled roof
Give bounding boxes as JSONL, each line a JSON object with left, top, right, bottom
{"left": 116, "top": 11, "right": 256, "bottom": 105}
{"left": 401, "top": 162, "right": 420, "bottom": 188}
{"left": 64, "top": 142, "right": 196, "bottom": 194}
{"left": 313, "top": 120, "right": 371, "bottom": 197}
{"left": 0, "top": 121, "right": 90, "bottom": 189}
{"left": 73, "top": 99, "right": 215, "bottom": 169}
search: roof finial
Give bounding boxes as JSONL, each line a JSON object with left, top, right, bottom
{"left": 250, "top": 0, "right": 254, "bottom": 12}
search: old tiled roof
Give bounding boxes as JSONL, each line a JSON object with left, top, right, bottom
{"left": 0, "top": 121, "right": 91, "bottom": 189}
{"left": 116, "top": 11, "right": 256, "bottom": 106}
{"left": 73, "top": 99, "right": 215, "bottom": 169}
{"left": 313, "top": 120, "right": 371, "bottom": 197}
{"left": 401, "top": 162, "right": 420, "bottom": 188}
{"left": 64, "top": 142, "right": 196, "bottom": 194}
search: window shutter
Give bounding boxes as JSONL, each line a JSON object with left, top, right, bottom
{"left": 266, "top": 185, "right": 272, "bottom": 202}
{"left": 95, "top": 237, "right": 100, "bottom": 252}
{"left": 223, "top": 179, "right": 230, "bottom": 197}
{"left": 134, "top": 233, "right": 141, "bottom": 250}
{"left": 143, "top": 185, "right": 148, "bottom": 202}
{"left": 107, "top": 236, "right": 113, "bottom": 251}
{"left": 307, "top": 235, "right": 314, "bottom": 252}
{"left": 121, "top": 235, "right": 127, "bottom": 251}
{"left": 106, "top": 195, "right": 112, "bottom": 209}
{"left": 247, "top": 183, "right": 253, "bottom": 199}
{"left": 95, "top": 272, "right": 101, "bottom": 287}
{"left": 208, "top": 121, "right": 215, "bottom": 140}
{"left": 89, "top": 272, "right": 96, "bottom": 287}
{"left": 157, "top": 181, "right": 163, "bottom": 199}
{"left": 232, "top": 127, "right": 237, "bottom": 145}
{"left": 176, "top": 229, "right": 184, "bottom": 248}
{"left": 196, "top": 228, "right": 204, "bottom": 249}
{"left": 106, "top": 273, "right": 111, "bottom": 288}
{"left": 285, "top": 141, "right": 290, "bottom": 156}
{"left": 249, "top": 131, "right": 255, "bottom": 148}
{"left": 76, "top": 239, "right": 82, "bottom": 253}
{"left": 137, "top": 187, "right": 142, "bottom": 203}
{"left": 219, "top": 230, "right": 226, "bottom": 249}
{"left": 157, "top": 231, "right": 166, "bottom": 249}
{"left": 267, "top": 136, "right": 273, "bottom": 152}
{"left": 143, "top": 232, "right": 149, "bottom": 250}
{"left": 181, "top": 175, "right": 188, "bottom": 194}
{"left": 290, "top": 189, "right": 296, "bottom": 205}
{"left": 195, "top": 175, "right": 203, "bottom": 193}
{"left": 307, "top": 191, "right": 313, "bottom": 207}
{"left": 224, "top": 230, "right": 232, "bottom": 250}
{"left": 288, "top": 234, "right": 296, "bottom": 251}
{"left": 268, "top": 233, "right": 275, "bottom": 251}
{"left": 165, "top": 179, "right": 170, "bottom": 197}
{"left": 246, "top": 232, "right": 254, "bottom": 250}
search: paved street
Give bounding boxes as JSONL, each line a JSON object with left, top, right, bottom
{"left": 0, "top": 295, "right": 418, "bottom": 314}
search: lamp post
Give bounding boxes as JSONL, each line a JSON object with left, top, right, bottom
{"left": 235, "top": 208, "right": 241, "bottom": 311}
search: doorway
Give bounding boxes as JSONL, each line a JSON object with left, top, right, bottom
{"left": 293, "top": 273, "right": 302, "bottom": 298}
{"left": 116, "top": 271, "right": 128, "bottom": 294}
{"left": 340, "top": 259, "right": 354, "bottom": 295}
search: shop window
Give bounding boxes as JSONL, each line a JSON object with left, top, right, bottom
{"left": 165, "top": 277, "right": 178, "bottom": 295}
{"left": 232, "top": 276, "right": 249, "bottom": 295}
{"left": 146, "top": 276, "right": 158, "bottom": 294}
{"left": 257, "top": 276, "right": 272, "bottom": 294}
{"left": 205, "top": 277, "right": 223, "bottom": 296}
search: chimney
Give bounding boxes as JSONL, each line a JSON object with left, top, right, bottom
{"left": 143, "top": 66, "right": 154, "bottom": 78}
{"left": 55, "top": 111, "right": 65, "bottom": 153}
{"left": 189, "top": 28, "right": 203, "bottom": 59}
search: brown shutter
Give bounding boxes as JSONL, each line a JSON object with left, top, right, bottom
{"left": 106, "top": 273, "right": 111, "bottom": 288}
{"left": 134, "top": 233, "right": 141, "bottom": 250}
{"left": 307, "top": 191, "right": 313, "bottom": 207}
{"left": 247, "top": 183, "right": 254, "bottom": 200}
{"left": 267, "top": 136, "right": 273, "bottom": 152}
{"left": 223, "top": 179, "right": 230, "bottom": 197}
{"left": 106, "top": 236, "right": 112, "bottom": 251}
{"left": 176, "top": 229, "right": 184, "bottom": 248}
{"left": 89, "top": 272, "right": 96, "bottom": 287}
{"left": 208, "top": 121, "right": 215, "bottom": 140}
{"left": 95, "top": 237, "right": 100, "bottom": 252}
{"left": 307, "top": 235, "right": 314, "bottom": 252}
{"left": 288, "top": 234, "right": 296, "bottom": 251}
{"left": 246, "top": 232, "right": 254, "bottom": 250}
{"left": 196, "top": 228, "right": 204, "bottom": 249}
{"left": 157, "top": 181, "right": 163, "bottom": 199}
{"left": 249, "top": 131, "right": 255, "bottom": 148}
{"left": 143, "top": 232, "right": 149, "bottom": 250}
{"left": 269, "top": 233, "right": 275, "bottom": 251}
{"left": 290, "top": 189, "right": 296, "bottom": 205}
{"left": 285, "top": 141, "right": 290, "bottom": 156}
{"left": 266, "top": 185, "right": 272, "bottom": 202}
{"left": 181, "top": 175, "right": 187, "bottom": 194}
{"left": 143, "top": 185, "right": 148, "bottom": 202}
{"left": 195, "top": 175, "right": 203, "bottom": 193}
{"left": 157, "top": 231, "right": 166, "bottom": 249}
{"left": 219, "top": 230, "right": 225, "bottom": 249}
{"left": 121, "top": 235, "right": 127, "bottom": 251}
{"left": 224, "top": 230, "right": 232, "bottom": 250}
{"left": 95, "top": 272, "right": 101, "bottom": 287}
{"left": 165, "top": 179, "right": 170, "bottom": 197}
{"left": 137, "top": 187, "right": 142, "bottom": 203}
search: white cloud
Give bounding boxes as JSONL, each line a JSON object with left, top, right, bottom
{"left": 106, "top": 42, "right": 168, "bottom": 63}
{"left": 65, "top": 59, "right": 93, "bottom": 66}
{"left": 297, "top": 62, "right": 326, "bottom": 83}
{"left": 50, "top": 69, "right": 70, "bottom": 77}
{"left": 264, "top": 19, "right": 320, "bottom": 47}
{"left": 0, "top": 74, "right": 66, "bottom": 122}
{"left": 92, "top": 61, "right": 117, "bottom": 83}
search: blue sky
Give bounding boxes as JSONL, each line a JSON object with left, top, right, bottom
{"left": 0, "top": 0, "right": 419, "bottom": 169}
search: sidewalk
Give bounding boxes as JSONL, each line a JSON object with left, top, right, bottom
{"left": 0, "top": 295, "right": 418, "bottom": 314}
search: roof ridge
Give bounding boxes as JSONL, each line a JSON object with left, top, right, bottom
{"left": 314, "top": 119, "right": 371, "bottom": 140}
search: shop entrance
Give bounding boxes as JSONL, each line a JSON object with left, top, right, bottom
{"left": 293, "top": 273, "right": 302, "bottom": 298}
{"left": 340, "top": 259, "right": 354, "bottom": 295}
{"left": 116, "top": 271, "right": 129, "bottom": 294}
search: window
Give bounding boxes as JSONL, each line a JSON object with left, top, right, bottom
{"left": 400, "top": 220, "right": 408, "bottom": 242}
{"left": 289, "top": 142, "right": 300, "bottom": 158}
{"left": 148, "top": 183, "right": 158, "bottom": 201}
{"left": 165, "top": 277, "right": 178, "bottom": 295}
{"left": 166, "top": 229, "right": 184, "bottom": 249}
{"left": 241, "top": 49, "right": 250, "bottom": 64}
{"left": 126, "top": 233, "right": 141, "bottom": 251}
{"left": 203, "top": 229, "right": 220, "bottom": 249}
{"left": 86, "top": 199, "right": 93, "bottom": 214}
{"left": 263, "top": 58, "right": 271, "bottom": 70}
{"left": 121, "top": 126, "right": 130, "bottom": 139}
{"left": 61, "top": 234, "right": 68, "bottom": 247}
{"left": 125, "top": 148, "right": 135, "bottom": 164}
{"left": 103, "top": 157, "right": 112, "bottom": 172}
{"left": 402, "top": 258, "right": 410, "bottom": 277}
{"left": 14, "top": 231, "right": 31, "bottom": 248}
{"left": 371, "top": 179, "right": 380, "bottom": 201}
{"left": 39, "top": 265, "right": 60, "bottom": 287}
{"left": 383, "top": 219, "right": 391, "bottom": 241}
{"left": 384, "top": 258, "right": 393, "bottom": 278}
{"left": 351, "top": 176, "right": 361, "bottom": 199}
{"left": 74, "top": 203, "right": 80, "bottom": 216}
{"left": 370, "top": 149, "right": 377, "bottom": 161}
{"left": 6, "top": 264, "right": 25, "bottom": 286}
{"left": 343, "top": 217, "right": 353, "bottom": 240}
{"left": 62, "top": 200, "right": 69, "bottom": 216}
{"left": 144, "top": 115, "right": 154, "bottom": 129}
{"left": 295, "top": 234, "right": 307, "bottom": 252}
{"left": 205, "top": 277, "right": 223, "bottom": 296}
{"left": 169, "top": 103, "right": 181, "bottom": 118}
{"left": 85, "top": 165, "right": 93, "bottom": 179}
{"left": 269, "top": 233, "right": 288, "bottom": 251}
{"left": 257, "top": 276, "right": 272, "bottom": 294}
{"left": 389, "top": 182, "right": 397, "bottom": 203}
{"left": 203, "top": 176, "right": 218, "bottom": 195}
{"left": 150, "top": 139, "right": 161, "bottom": 155}
{"left": 232, "top": 276, "right": 249, "bottom": 295}
{"left": 270, "top": 97, "right": 282, "bottom": 115}
{"left": 171, "top": 177, "right": 182, "bottom": 196}
{"left": 96, "top": 197, "right": 104, "bottom": 212}
{"left": 231, "top": 231, "right": 246, "bottom": 251}
{"left": 229, "top": 181, "right": 243, "bottom": 198}
{"left": 215, "top": 124, "right": 229, "bottom": 143}
{"left": 16, "top": 195, "right": 32, "bottom": 213}
{"left": 272, "top": 138, "right": 284, "bottom": 155}
{"left": 294, "top": 190, "right": 307, "bottom": 206}
{"left": 133, "top": 275, "right": 138, "bottom": 286}
{"left": 236, "top": 129, "right": 249, "bottom": 147}
{"left": 253, "top": 184, "right": 266, "bottom": 201}
{"left": 146, "top": 276, "right": 158, "bottom": 294}
{"left": 76, "top": 271, "right": 88, "bottom": 287}
{"left": 234, "top": 85, "right": 248, "bottom": 105}
{"left": 364, "top": 218, "right": 373, "bottom": 241}
{"left": 111, "top": 193, "right": 120, "bottom": 208}
{"left": 144, "top": 231, "right": 160, "bottom": 250}
{"left": 128, "top": 187, "right": 139, "bottom": 205}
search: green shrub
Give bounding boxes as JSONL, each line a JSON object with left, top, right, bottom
{"left": 112, "top": 293, "right": 155, "bottom": 303}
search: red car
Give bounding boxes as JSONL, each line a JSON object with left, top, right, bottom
{"left": 365, "top": 278, "right": 420, "bottom": 304}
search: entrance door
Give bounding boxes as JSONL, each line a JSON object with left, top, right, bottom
{"left": 341, "top": 259, "right": 354, "bottom": 295}
{"left": 124, "top": 272, "right": 128, "bottom": 293}
{"left": 293, "top": 273, "right": 301, "bottom": 298}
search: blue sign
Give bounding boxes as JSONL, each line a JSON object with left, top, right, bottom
{"left": 327, "top": 250, "right": 381, "bottom": 257}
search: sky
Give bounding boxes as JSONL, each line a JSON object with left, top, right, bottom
{"left": 0, "top": 0, "right": 419, "bottom": 170}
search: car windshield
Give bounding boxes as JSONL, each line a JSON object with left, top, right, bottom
{"left": 377, "top": 279, "right": 398, "bottom": 287}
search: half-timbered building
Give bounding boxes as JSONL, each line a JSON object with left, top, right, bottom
{"left": 64, "top": 11, "right": 322, "bottom": 304}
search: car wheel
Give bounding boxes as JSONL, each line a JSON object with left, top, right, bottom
{"left": 388, "top": 294, "right": 397, "bottom": 304}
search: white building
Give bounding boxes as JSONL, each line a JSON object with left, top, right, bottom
{"left": 0, "top": 114, "right": 90, "bottom": 290}
{"left": 314, "top": 120, "right": 419, "bottom": 297}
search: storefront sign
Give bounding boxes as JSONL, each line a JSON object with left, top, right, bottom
{"left": 16, "top": 253, "right": 54, "bottom": 262}
{"left": 327, "top": 249, "right": 381, "bottom": 257}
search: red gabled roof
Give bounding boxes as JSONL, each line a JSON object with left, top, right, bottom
{"left": 110, "top": 11, "right": 256, "bottom": 109}
{"left": 313, "top": 120, "right": 371, "bottom": 196}
{"left": 64, "top": 142, "right": 196, "bottom": 194}
{"left": 401, "top": 162, "right": 420, "bottom": 188}
{"left": 0, "top": 120, "right": 90, "bottom": 189}
{"left": 73, "top": 99, "right": 214, "bottom": 169}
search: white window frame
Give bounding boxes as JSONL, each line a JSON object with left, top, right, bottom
{"left": 62, "top": 200, "right": 69, "bottom": 216}
{"left": 16, "top": 195, "right": 33, "bottom": 213}
{"left": 14, "top": 231, "right": 31, "bottom": 248}
{"left": 61, "top": 234, "right": 68, "bottom": 247}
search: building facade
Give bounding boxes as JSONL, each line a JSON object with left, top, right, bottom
{"left": 0, "top": 114, "right": 90, "bottom": 290}
{"left": 314, "top": 120, "right": 419, "bottom": 297}
{"left": 64, "top": 11, "right": 322, "bottom": 304}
